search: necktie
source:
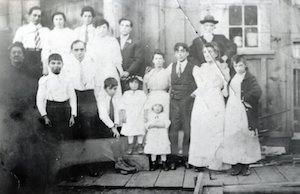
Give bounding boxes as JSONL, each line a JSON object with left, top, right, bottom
{"left": 85, "top": 25, "right": 89, "bottom": 43}
{"left": 177, "top": 63, "right": 182, "bottom": 77}
{"left": 79, "top": 62, "right": 86, "bottom": 88}
{"left": 35, "top": 27, "right": 41, "bottom": 49}
{"left": 109, "top": 97, "right": 114, "bottom": 122}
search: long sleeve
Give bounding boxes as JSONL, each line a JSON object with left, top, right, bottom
{"left": 97, "top": 95, "right": 114, "bottom": 128}
{"left": 68, "top": 82, "right": 77, "bottom": 116}
{"left": 36, "top": 77, "right": 47, "bottom": 116}
{"left": 13, "top": 27, "right": 23, "bottom": 43}
{"left": 221, "top": 35, "right": 237, "bottom": 59}
{"left": 243, "top": 76, "right": 262, "bottom": 103}
{"left": 126, "top": 41, "right": 144, "bottom": 74}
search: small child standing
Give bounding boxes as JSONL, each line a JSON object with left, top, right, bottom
{"left": 144, "top": 104, "right": 171, "bottom": 171}
{"left": 223, "top": 55, "right": 262, "bottom": 176}
{"left": 120, "top": 75, "right": 147, "bottom": 154}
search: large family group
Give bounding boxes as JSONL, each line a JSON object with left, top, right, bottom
{"left": 9, "top": 5, "right": 262, "bottom": 179}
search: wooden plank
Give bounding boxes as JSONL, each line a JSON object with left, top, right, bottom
{"left": 183, "top": 169, "right": 198, "bottom": 189}
{"left": 193, "top": 172, "right": 205, "bottom": 194}
{"left": 203, "top": 187, "right": 223, "bottom": 194}
{"left": 237, "top": 168, "right": 261, "bottom": 185}
{"left": 94, "top": 170, "right": 133, "bottom": 187}
{"left": 154, "top": 167, "right": 185, "bottom": 188}
{"left": 125, "top": 170, "right": 160, "bottom": 188}
{"left": 254, "top": 166, "right": 287, "bottom": 183}
{"left": 209, "top": 171, "right": 239, "bottom": 186}
{"left": 276, "top": 165, "right": 300, "bottom": 181}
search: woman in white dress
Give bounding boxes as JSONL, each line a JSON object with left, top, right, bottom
{"left": 223, "top": 55, "right": 262, "bottom": 176}
{"left": 87, "top": 19, "right": 124, "bottom": 97}
{"left": 143, "top": 50, "right": 170, "bottom": 116}
{"left": 42, "top": 12, "right": 75, "bottom": 74}
{"left": 189, "top": 42, "right": 230, "bottom": 171}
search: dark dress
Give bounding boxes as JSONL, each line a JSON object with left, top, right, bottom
{"left": 189, "top": 34, "right": 237, "bottom": 67}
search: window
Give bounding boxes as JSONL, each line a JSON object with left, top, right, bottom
{"left": 229, "top": 5, "right": 258, "bottom": 48}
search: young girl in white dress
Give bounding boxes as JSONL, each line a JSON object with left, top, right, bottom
{"left": 120, "top": 75, "right": 146, "bottom": 154}
{"left": 189, "top": 42, "right": 230, "bottom": 172}
{"left": 144, "top": 104, "right": 171, "bottom": 171}
{"left": 223, "top": 55, "right": 262, "bottom": 176}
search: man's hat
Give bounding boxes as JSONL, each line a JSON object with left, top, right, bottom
{"left": 200, "top": 14, "right": 219, "bottom": 24}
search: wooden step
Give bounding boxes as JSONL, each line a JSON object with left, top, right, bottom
{"left": 51, "top": 138, "right": 149, "bottom": 178}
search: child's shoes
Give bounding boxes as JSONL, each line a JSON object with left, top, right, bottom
{"left": 126, "top": 143, "right": 134, "bottom": 155}
{"left": 137, "top": 144, "right": 144, "bottom": 154}
{"left": 162, "top": 161, "right": 169, "bottom": 171}
{"left": 150, "top": 161, "right": 157, "bottom": 171}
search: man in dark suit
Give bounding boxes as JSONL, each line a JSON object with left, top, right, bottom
{"left": 189, "top": 14, "right": 237, "bottom": 68}
{"left": 117, "top": 18, "right": 144, "bottom": 92}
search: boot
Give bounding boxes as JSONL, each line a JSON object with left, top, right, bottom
{"left": 137, "top": 144, "right": 144, "bottom": 154}
{"left": 126, "top": 143, "right": 134, "bottom": 155}
{"left": 162, "top": 161, "right": 169, "bottom": 171}
{"left": 150, "top": 161, "right": 157, "bottom": 171}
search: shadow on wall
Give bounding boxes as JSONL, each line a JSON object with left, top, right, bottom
{"left": 0, "top": 31, "right": 58, "bottom": 194}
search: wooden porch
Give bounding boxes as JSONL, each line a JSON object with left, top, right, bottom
{"left": 58, "top": 163, "right": 300, "bottom": 194}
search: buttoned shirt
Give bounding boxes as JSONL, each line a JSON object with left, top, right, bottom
{"left": 120, "top": 34, "right": 130, "bottom": 50}
{"left": 36, "top": 73, "right": 77, "bottom": 116}
{"left": 63, "top": 54, "right": 97, "bottom": 91}
{"left": 13, "top": 22, "right": 49, "bottom": 49}
{"left": 73, "top": 24, "right": 95, "bottom": 43}
{"left": 97, "top": 91, "right": 121, "bottom": 128}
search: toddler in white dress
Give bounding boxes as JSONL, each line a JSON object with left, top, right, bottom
{"left": 144, "top": 104, "right": 171, "bottom": 171}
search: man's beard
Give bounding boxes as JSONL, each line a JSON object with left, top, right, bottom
{"left": 52, "top": 68, "right": 61, "bottom": 74}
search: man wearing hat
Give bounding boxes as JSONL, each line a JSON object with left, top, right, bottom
{"left": 189, "top": 14, "right": 237, "bottom": 67}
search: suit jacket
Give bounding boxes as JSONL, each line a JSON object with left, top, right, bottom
{"left": 117, "top": 35, "right": 144, "bottom": 76}
{"left": 240, "top": 71, "right": 262, "bottom": 130}
{"left": 189, "top": 34, "right": 237, "bottom": 66}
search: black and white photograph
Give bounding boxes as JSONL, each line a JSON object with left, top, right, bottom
{"left": 0, "top": 0, "right": 300, "bottom": 193}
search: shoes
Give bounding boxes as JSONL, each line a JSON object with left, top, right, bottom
{"left": 115, "top": 160, "right": 136, "bottom": 174}
{"left": 162, "top": 161, "right": 169, "bottom": 171}
{"left": 194, "top": 167, "right": 205, "bottom": 172}
{"left": 170, "top": 163, "right": 176, "bottom": 170}
{"left": 230, "top": 164, "right": 243, "bottom": 176}
{"left": 150, "top": 161, "right": 157, "bottom": 171}
{"left": 126, "top": 143, "right": 134, "bottom": 155}
{"left": 137, "top": 144, "right": 144, "bottom": 154}
{"left": 120, "top": 160, "right": 136, "bottom": 172}
{"left": 241, "top": 165, "right": 251, "bottom": 176}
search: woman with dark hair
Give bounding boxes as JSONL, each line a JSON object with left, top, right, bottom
{"left": 87, "top": 18, "right": 124, "bottom": 97}
{"left": 189, "top": 42, "right": 230, "bottom": 171}
{"left": 143, "top": 50, "right": 170, "bottom": 116}
{"left": 41, "top": 12, "right": 75, "bottom": 74}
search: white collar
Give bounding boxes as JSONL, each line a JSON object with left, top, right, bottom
{"left": 29, "top": 22, "right": 42, "bottom": 29}
{"left": 120, "top": 34, "right": 130, "bottom": 40}
{"left": 177, "top": 59, "right": 188, "bottom": 66}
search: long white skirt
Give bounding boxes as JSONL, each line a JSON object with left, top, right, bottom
{"left": 189, "top": 90, "right": 229, "bottom": 170}
{"left": 222, "top": 95, "right": 261, "bottom": 164}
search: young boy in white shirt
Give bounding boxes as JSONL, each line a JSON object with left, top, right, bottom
{"left": 36, "top": 53, "right": 77, "bottom": 140}
{"left": 97, "top": 77, "right": 136, "bottom": 174}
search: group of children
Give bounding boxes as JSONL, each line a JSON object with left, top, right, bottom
{"left": 36, "top": 39, "right": 262, "bottom": 176}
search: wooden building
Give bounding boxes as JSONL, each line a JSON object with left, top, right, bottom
{"left": 0, "top": 0, "right": 300, "bottom": 151}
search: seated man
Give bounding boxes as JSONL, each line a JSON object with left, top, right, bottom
{"left": 36, "top": 53, "right": 77, "bottom": 140}
{"left": 97, "top": 77, "right": 136, "bottom": 174}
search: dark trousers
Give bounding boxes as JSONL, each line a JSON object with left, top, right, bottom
{"left": 75, "top": 90, "right": 101, "bottom": 139}
{"left": 46, "top": 100, "right": 74, "bottom": 140}
{"left": 169, "top": 96, "right": 194, "bottom": 163}
{"left": 24, "top": 50, "right": 42, "bottom": 80}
